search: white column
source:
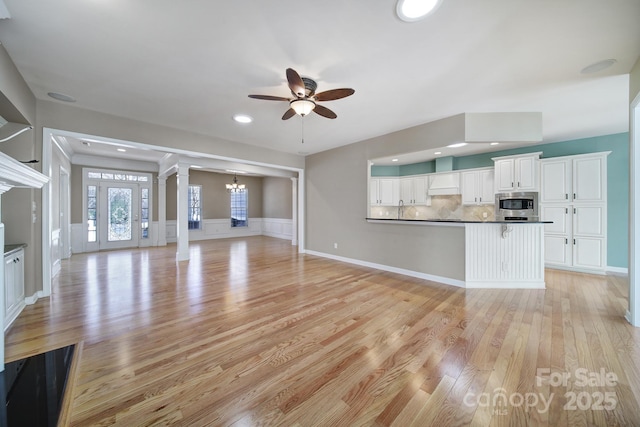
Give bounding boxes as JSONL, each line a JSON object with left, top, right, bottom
{"left": 176, "top": 165, "right": 190, "bottom": 261}
{"left": 291, "top": 177, "right": 298, "bottom": 246}
{"left": 629, "top": 95, "right": 640, "bottom": 326}
{"left": 157, "top": 176, "right": 167, "bottom": 246}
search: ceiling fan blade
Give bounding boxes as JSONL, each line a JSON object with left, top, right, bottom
{"left": 286, "top": 68, "right": 306, "bottom": 98}
{"left": 313, "top": 104, "right": 337, "bottom": 119}
{"left": 314, "top": 88, "right": 355, "bottom": 102}
{"left": 282, "top": 108, "right": 296, "bottom": 120}
{"left": 248, "top": 94, "right": 290, "bottom": 101}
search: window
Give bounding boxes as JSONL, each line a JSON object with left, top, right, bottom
{"left": 188, "top": 185, "right": 202, "bottom": 230}
{"left": 141, "top": 188, "right": 149, "bottom": 238}
{"left": 230, "top": 190, "right": 248, "bottom": 227}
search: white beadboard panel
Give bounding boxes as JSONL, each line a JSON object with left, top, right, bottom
{"left": 262, "top": 218, "right": 293, "bottom": 240}
{"left": 165, "top": 218, "right": 263, "bottom": 243}
{"left": 465, "top": 223, "right": 545, "bottom": 288}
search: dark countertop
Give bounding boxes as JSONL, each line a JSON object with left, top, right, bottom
{"left": 366, "top": 218, "right": 552, "bottom": 224}
{"left": 4, "top": 243, "right": 27, "bottom": 256}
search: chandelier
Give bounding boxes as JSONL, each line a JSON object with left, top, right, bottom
{"left": 226, "top": 174, "right": 245, "bottom": 193}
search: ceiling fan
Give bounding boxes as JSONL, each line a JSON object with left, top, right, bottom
{"left": 249, "top": 68, "right": 355, "bottom": 120}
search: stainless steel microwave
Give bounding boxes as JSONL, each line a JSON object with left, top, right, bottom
{"left": 495, "top": 192, "right": 539, "bottom": 221}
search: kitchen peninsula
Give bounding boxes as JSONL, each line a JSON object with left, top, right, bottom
{"left": 366, "top": 217, "right": 548, "bottom": 289}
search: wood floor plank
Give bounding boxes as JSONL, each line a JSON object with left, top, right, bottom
{"left": 3, "top": 236, "right": 640, "bottom": 426}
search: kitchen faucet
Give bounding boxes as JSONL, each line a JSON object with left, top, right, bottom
{"left": 398, "top": 200, "right": 404, "bottom": 219}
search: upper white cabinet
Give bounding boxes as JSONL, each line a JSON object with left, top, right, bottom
{"left": 493, "top": 152, "right": 541, "bottom": 192}
{"left": 370, "top": 178, "right": 399, "bottom": 206}
{"left": 400, "top": 176, "right": 428, "bottom": 205}
{"left": 461, "top": 168, "right": 494, "bottom": 205}
{"left": 540, "top": 153, "right": 608, "bottom": 203}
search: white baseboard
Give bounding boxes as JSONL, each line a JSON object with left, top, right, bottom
{"left": 466, "top": 280, "right": 545, "bottom": 289}
{"left": 606, "top": 266, "right": 628, "bottom": 275}
{"left": 24, "top": 291, "right": 44, "bottom": 305}
{"left": 304, "top": 250, "right": 465, "bottom": 288}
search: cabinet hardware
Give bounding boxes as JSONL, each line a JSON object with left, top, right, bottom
{"left": 573, "top": 239, "right": 576, "bottom": 245}
{"left": 475, "top": 197, "right": 477, "bottom": 202}
{"left": 518, "top": 181, "right": 520, "bottom": 187}
{"left": 479, "top": 197, "right": 482, "bottom": 202}
{"left": 573, "top": 193, "right": 576, "bottom": 199}
{"left": 565, "top": 193, "right": 568, "bottom": 199}
{"left": 511, "top": 182, "right": 514, "bottom": 188}
{"left": 565, "top": 208, "right": 568, "bottom": 214}
{"left": 574, "top": 208, "right": 576, "bottom": 214}
{"left": 565, "top": 238, "right": 568, "bottom": 244}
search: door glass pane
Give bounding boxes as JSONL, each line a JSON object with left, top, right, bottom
{"left": 108, "top": 187, "right": 132, "bottom": 241}
{"left": 141, "top": 188, "right": 149, "bottom": 239}
{"left": 87, "top": 185, "right": 97, "bottom": 242}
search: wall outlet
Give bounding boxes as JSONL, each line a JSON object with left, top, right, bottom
{"left": 334, "top": 243, "right": 338, "bottom": 249}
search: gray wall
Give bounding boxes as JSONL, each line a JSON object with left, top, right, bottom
{"left": 166, "top": 171, "right": 264, "bottom": 221}
{"left": 262, "top": 177, "right": 292, "bottom": 219}
{"left": 306, "top": 131, "right": 465, "bottom": 281}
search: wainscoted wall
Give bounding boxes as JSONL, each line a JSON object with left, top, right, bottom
{"left": 70, "top": 218, "right": 292, "bottom": 253}
{"left": 51, "top": 228, "right": 61, "bottom": 278}
{"left": 370, "top": 195, "right": 495, "bottom": 221}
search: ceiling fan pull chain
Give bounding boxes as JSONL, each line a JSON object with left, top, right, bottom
{"left": 301, "top": 116, "right": 305, "bottom": 144}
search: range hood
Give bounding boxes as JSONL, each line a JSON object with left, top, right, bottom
{"left": 0, "top": 116, "right": 32, "bottom": 142}
{"left": 427, "top": 172, "right": 460, "bottom": 196}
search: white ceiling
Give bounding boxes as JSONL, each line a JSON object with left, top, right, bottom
{"left": 0, "top": 0, "right": 638, "bottom": 160}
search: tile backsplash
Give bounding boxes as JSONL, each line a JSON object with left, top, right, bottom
{"left": 370, "top": 195, "right": 495, "bottom": 221}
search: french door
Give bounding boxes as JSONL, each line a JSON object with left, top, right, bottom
{"left": 99, "top": 183, "right": 139, "bottom": 250}
{"left": 83, "top": 168, "right": 152, "bottom": 252}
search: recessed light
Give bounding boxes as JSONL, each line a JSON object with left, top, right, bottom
{"left": 392, "top": 158, "right": 399, "bottom": 162}
{"left": 447, "top": 142, "right": 467, "bottom": 148}
{"left": 581, "top": 59, "right": 617, "bottom": 74}
{"left": 396, "top": 0, "right": 442, "bottom": 22}
{"left": 233, "top": 114, "right": 253, "bottom": 124}
{"left": 47, "top": 92, "right": 76, "bottom": 102}
{"left": 117, "top": 148, "right": 126, "bottom": 152}
{"left": 434, "top": 151, "right": 442, "bottom": 155}
{"left": 490, "top": 142, "right": 500, "bottom": 146}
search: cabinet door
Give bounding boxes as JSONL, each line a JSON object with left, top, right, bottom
{"left": 540, "top": 160, "right": 570, "bottom": 203}
{"left": 574, "top": 157, "right": 605, "bottom": 202}
{"left": 495, "top": 159, "right": 515, "bottom": 192}
{"left": 479, "top": 169, "right": 494, "bottom": 204}
{"left": 573, "top": 205, "right": 604, "bottom": 237}
{"left": 399, "top": 178, "right": 413, "bottom": 204}
{"left": 461, "top": 171, "right": 478, "bottom": 205}
{"left": 542, "top": 205, "right": 570, "bottom": 234}
{"left": 573, "top": 237, "right": 605, "bottom": 269}
{"left": 545, "top": 235, "right": 571, "bottom": 266}
{"left": 412, "top": 176, "right": 428, "bottom": 204}
{"left": 14, "top": 255, "right": 24, "bottom": 303}
{"left": 4, "top": 256, "right": 14, "bottom": 316}
{"left": 369, "top": 179, "right": 380, "bottom": 205}
{"left": 515, "top": 156, "right": 537, "bottom": 190}
{"left": 379, "top": 178, "right": 398, "bottom": 206}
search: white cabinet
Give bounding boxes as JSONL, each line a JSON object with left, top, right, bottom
{"left": 4, "top": 247, "right": 25, "bottom": 331}
{"left": 400, "top": 176, "right": 428, "bottom": 205}
{"left": 461, "top": 168, "right": 494, "bottom": 205}
{"left": 370, "top": 178, "right": 399, "bottom": 206}
{"left": 540, "top": 154, "right": 607, "bottom": 203}
{"left": 493, "top": 152, "right": 541, "bottom": 192}
{"left": 540, "top": 152, "right": 610, "bottom": 273}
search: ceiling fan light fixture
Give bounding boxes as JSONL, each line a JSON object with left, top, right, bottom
{"left": 290, "top": 99, "right": 316, "bottom": 116}
{"left": 396, "top": 0, "right": 442, "bottom": 22}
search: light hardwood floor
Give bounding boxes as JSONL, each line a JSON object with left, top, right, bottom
{"left": 5, "top": 236, "right": 640, "bottom": 426}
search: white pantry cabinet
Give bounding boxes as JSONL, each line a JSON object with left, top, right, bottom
{"left": 4, "top": 247, "right": 25, "bottom": 331}
{"left": 370, "top": 178, "right": 399, "bottom": 206}
{"left": 399, "top": 176, "right": 428, "bottom": 205}
{"left": 493, "top": 152, "right": 541, "bottom": 192}
{"left": 540, "top": 152, "right": 610, "bottom": 273}
{"left": 461, "top": 168, "right": 494, "bottom": 205}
